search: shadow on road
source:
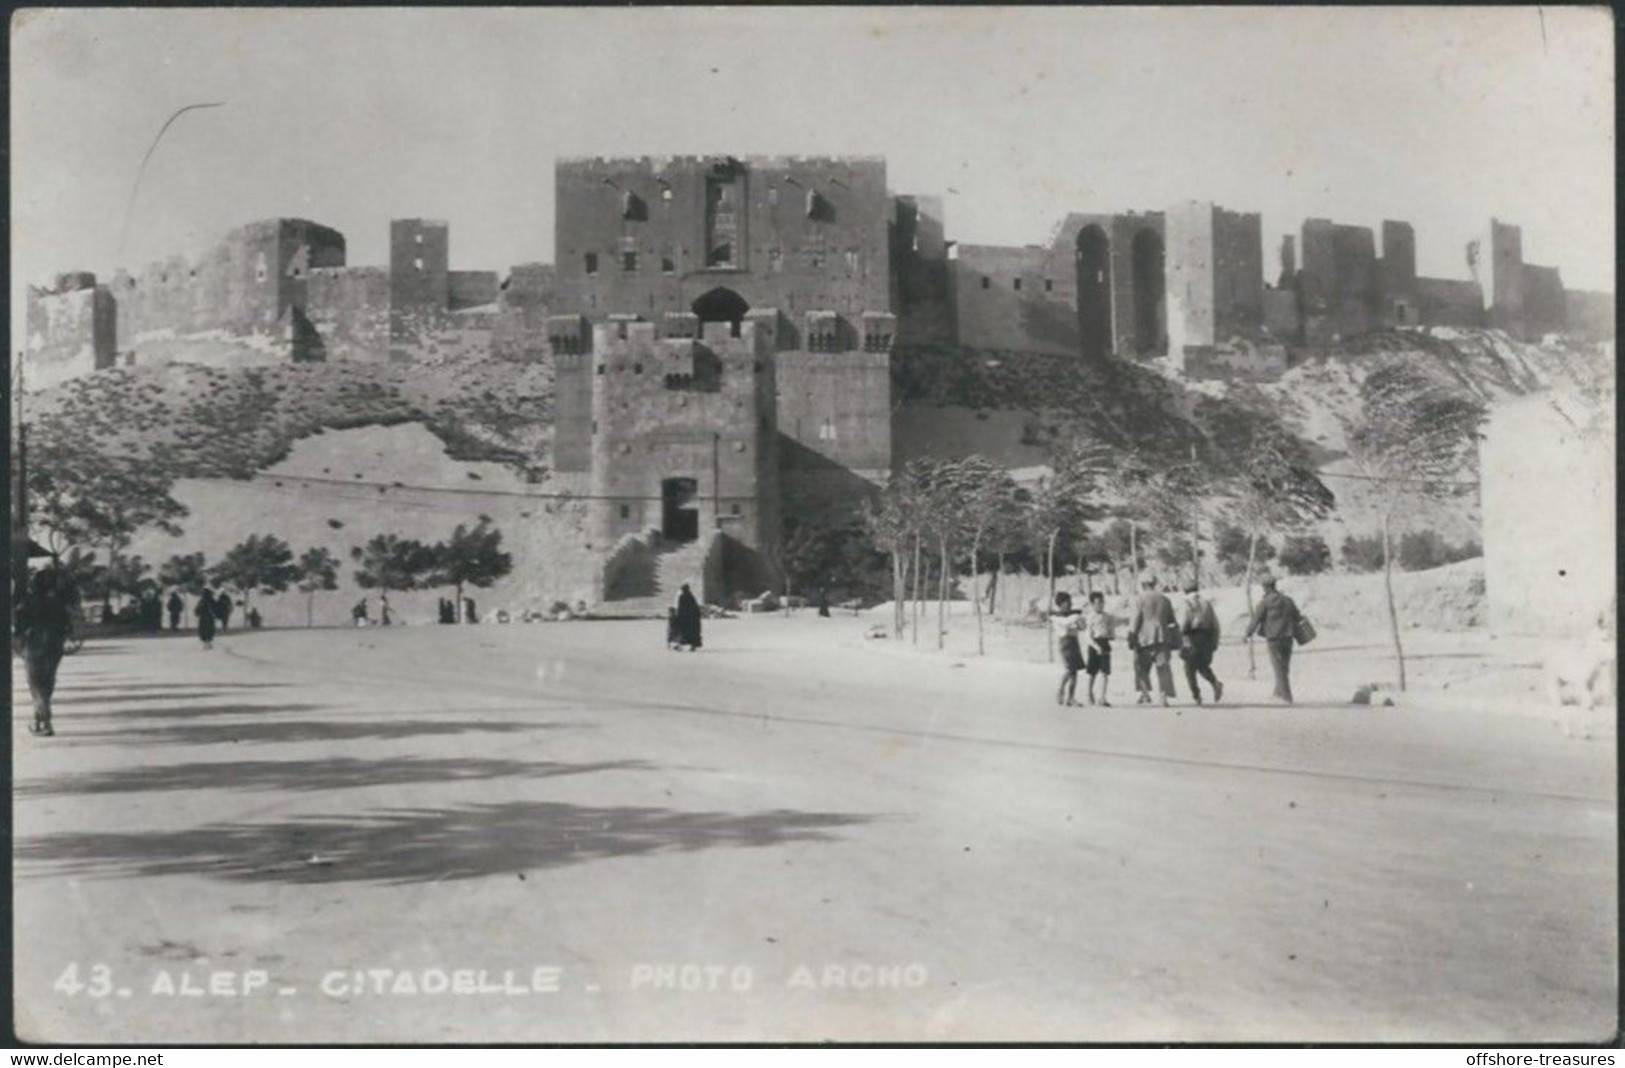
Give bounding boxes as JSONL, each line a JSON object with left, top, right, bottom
{"left": 52, "top": 715, "right": 587, "bottom": 747}
{"left": 17, "top": 757, "right": 653, "bottom": 798}
{"left": 18, "top": 801, "right": 877, "bottom": 884}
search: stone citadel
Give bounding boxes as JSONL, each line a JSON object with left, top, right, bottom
{"left": 24, "top": 153, "right": 1616, "bottom": 604}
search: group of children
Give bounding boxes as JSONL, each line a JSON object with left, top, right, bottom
{"left": 1050, "top": 590, "right": 1116, "bottom": 706}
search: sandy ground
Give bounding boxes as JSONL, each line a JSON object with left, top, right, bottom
{"left": 11, "top": 615, "right": 1616, "bottom": 1043}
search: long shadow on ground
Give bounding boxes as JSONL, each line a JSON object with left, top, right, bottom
{"left": 17, "top": 801, "right": 877, "bottom": 884}
{"left": 17, "top": 756, "right": 652, "bottom": 797}
{"left": 53, "top": 716, "right": 586, "bottom": 747}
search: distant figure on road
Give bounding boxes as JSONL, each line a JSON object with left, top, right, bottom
{"left": 214, "top": 591, "right": 234, "bottom": 632}
{"left": 1180, "top": 585, "right": 1224, "bottom": 705}
{"left": 817, "top": 586, "right": 831, "bottom": 618}
{"left": 463, "top": 597, "right": 478, "bottom": 625}
{"left": 247, "top": 606, "right": 263, "bottom": 630}
{"left": 1128, "top": 575, "right": 1179, "bottom": 707}
{"left": 1051, "top": 591, "right": 1083, "bottom": 706}
{"left": 166, "top": 590, "right": 184, "bottom": 631}
{"left": 352, "top": 597, "right": 370, "bottom": 627}
{"left": 17, "top": 568, "right": 73, "bottom": 737}
{"left": 1245, "top": 574, "right": 1301, "bottom": 704}
{"left": 380, "top": 593, "right": 393, "bottom": 626}
{"left": 673, "top": 583, "right": 703, "bottom": 651}
{"left": 1083, "top": 590, "right": 1116, "bottom": 707}
{"left": 196, "top": 589, "right": 218, "bottom": 650}
{"left": 438, "top": 598, "right": 454, "bottom": 624}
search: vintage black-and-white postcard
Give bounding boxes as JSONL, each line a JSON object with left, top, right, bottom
{"left": 9, "top": 6, "right": 1616, "bottom": 1045}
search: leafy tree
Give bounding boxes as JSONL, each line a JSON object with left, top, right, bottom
{"left": 1026, "top": 437, "right": 1109, "bottom": 657}
{"left": 1279, "top": 534, "right": 1332, "bottom": 576}
{"left": 1398, "top": 529, "right": 1451, "bottom": 572}
{"left": 1215, "top": 523, "right": 1276, "bottom": 578}
{"left": 944, "top": 455, "right": 1020, "bottom": 656}
{"left": 158, "top": 552, "right": 210, "bottom": 594}
{"left": 426, "top": 518, "right": 513, "bottom": 619}
{"left": 859, "top": 486, "right": 912, "bottom": 638}
{"left": 295, "top": 547, "right": 340, "bottom": 627}
{"left": 1340, "top": 534, "right": 1385, "bottom": 573}
{"left": 104, "top": 553, "right": 154, "bottom": 611}
{"left": 351, "top": 534, "right": 436, "bottom": 597}
{"left": 209, "top": 534, "right": 300, "bottom": 611}
{"left": 24, "top": 416, "right": 187, "bottom": 567}
{"left": 905, "top": 458, "right": 966, "bottom": 651}
{"left": 1347, "top": 362, "right": 1486, "bottom": 690}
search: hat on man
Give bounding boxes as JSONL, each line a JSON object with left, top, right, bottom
{"left": 1260, "top": 573, "right": 1278, "bottom": 589}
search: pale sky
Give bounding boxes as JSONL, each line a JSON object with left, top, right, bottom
{"left": 10, "top": 6, "right": 1615, "bottom": 350}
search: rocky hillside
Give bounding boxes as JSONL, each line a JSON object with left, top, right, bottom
{"left": 28, "top": 356, "right": 557, "bottom": 484}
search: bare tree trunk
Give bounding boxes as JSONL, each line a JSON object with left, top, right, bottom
{"left": 1129, "top": 521, "right": 1141, "bottom": 590}
{"left": 911, "top": 534, "right": 922, "bottom": 645}
{"left": 306, "top": 589, "right": 315, "bottom": 628}
{"left": 893, "top": 544, "right": 904, "bottom": 638}
{"left": 937, "top": 537, "right": 948, "bottom": 650}
{"left": 1383, "top": 512, "right": 1407, "bottom": 691}
{"left": 972, "top": 535, "right": 985, "bottom": 655}
{"left": 985, "top": 554, "right": 999, "bottom": 618}
{"left": 1046, "top": 530, "right": 1059, "bottom": 663}
{"left": 1244, "top": 528, "right": 1259, "bottom": 679}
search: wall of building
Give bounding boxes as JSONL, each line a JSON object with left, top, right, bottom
{"left": 1521, "top": 264, "right": 1567, "bottom": 338}
{"left": 1482, "top": 394, "right": 1614, "bottom": 637}
{"left": 1414, "top": 277, "right": 1486, "bottom": 328}
{"left": 950, "top": 244, "right": 1077, "bottom": 356}
{"left": 775, "top": 350, "right": 892, "bottom": 522}
{"left": 891, "top": 194, "right": 956, "bottom": 348}
{"left": 23, "top": 280, "right": 116, "bottom": 389}
{"left": 587, "top": 320, "right": 777, "bottom": 559}
{"left": 1564, "top": 289, "right": 1615, "bottom": 339}
{"left": 1380, "top": 220, "right": 1418, "bottom": 326}
{"left": 304, "top": 266, "right": 391, "bottom": 362}
{"left": 490, "top": 263, "right": 556, "bottom": 363}
{"left": 555, "top": 156, "right": 891, "bottom": 335}
{"left": 448, "top": 270, "right": 500, "bottom": 310}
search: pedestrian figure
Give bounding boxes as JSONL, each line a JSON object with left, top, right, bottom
{"left": 1245, "top": 574, "right": 1301, "bottom": 704}
{"left": 673, "top": 583, "right": 703, "bottom": 651}
{"left": 1082, "top": 590, "right": 1116, "bottom": 706}
{"left": 1051, "top": 591, "right": 1084, "bottom": 706}
{"left": 1128, "top": 574, "right": 1179, "bottom": 706}
{"left": 214, "top": 591, "right": 234, "bottom": 632}
{"left": 166, "top": 589, "right": 184, "bottom": 631}
{"left": 352, "top": 597, "right": 369, "bottom": 627}
{"left": 817, "top": 586, "right": 831, "bottom": 618}
{"left": 438, "top": 598, "right": 454, "bottom": 624}
{"left": 463, "top": 597, "right": 478, "bottom": 624}
{"left": 196, "top": 589, "right": 218, "bottom": 649}
{"left": 17, "top": 568, "right": 73, "bottom": 736}
{"left": 1180, "top": 585, "right": 1224, "bottom": 704}
{"left": 247, "top": 606, "right": 263, "bottom": 629}
{"left": 380, "top": 593, "right": 392, "bottom": 626}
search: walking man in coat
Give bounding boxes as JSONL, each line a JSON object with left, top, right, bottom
{"left": 166, "top": 589, "right": 184, "bottom": 631}
{"left": 1180, "top": 585, "right": 1224, "bottom": 704}
{"left": 1128, "top": 574, "right": 1179, "bottom": 706}
{"left": 17, "top": 567, "right": 73, "bottom": 736}
{"left": 1245, "top": 574, "right": 1302, "bottom": 703}
{"left": 214, "top": 591, "right": 234, "bottom": 632}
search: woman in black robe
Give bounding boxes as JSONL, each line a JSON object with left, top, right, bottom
{"left": 674, "top": 584, "right": 703, "bottom": 651}
{"left": 196, "top": 589, "right": 217, "bottom": 649}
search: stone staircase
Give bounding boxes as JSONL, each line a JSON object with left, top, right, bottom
{"left": 592, "top": 534, "right": 717, "bottom": 618}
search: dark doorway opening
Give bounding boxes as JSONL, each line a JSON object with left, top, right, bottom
{"left": 1075, "top": 225, "right": 1113, "bottom": 360}
{"left": 691, "top": 287, "right": 750, "bottom": 338}
{"left": 662, "top": 478, "right": 700, "bottom": 543}
{"left": 1130, "top": 228, "right": 1165, "bottom": 355}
